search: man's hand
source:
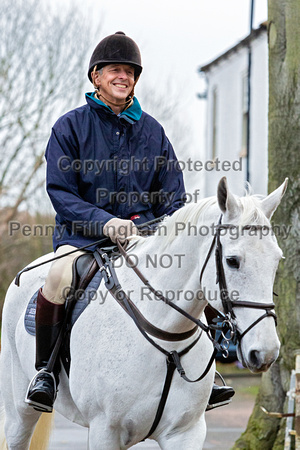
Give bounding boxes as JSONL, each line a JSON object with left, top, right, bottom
{"left": 103, "top": 218, "right": 138, "bottom": 243}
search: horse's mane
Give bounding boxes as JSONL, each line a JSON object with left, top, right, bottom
{"left": 130, "top": 191, "right": 270, "bottom": 250}
{"left": 157, "top": 196, "right": 218, "bottom": 245}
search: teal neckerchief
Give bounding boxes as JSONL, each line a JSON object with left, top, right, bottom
{"left": 86, "top": 92, "right": 142, "bottom": 123}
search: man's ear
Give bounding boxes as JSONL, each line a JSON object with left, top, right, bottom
{"left": 91, "top": 67, "right": 101, "bottom": 87}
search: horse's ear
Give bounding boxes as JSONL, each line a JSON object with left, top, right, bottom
{"left": 217, "top": 177, "right": 240, "bottom": 220}
{"left": 260, "top": 178, "right": 288, "bottom": 219}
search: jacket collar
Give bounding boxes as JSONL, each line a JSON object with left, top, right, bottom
{"left": 86, "top": 92, "right": 142, "bottom": 123}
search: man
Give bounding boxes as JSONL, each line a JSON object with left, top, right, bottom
{"left": 26, "top": 31, "right": 233, "bottom": 413}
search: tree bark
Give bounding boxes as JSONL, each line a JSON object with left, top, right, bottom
{"left": 234, "top": 1, "right": 300, "bottom": 448}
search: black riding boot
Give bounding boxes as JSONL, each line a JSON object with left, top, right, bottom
{"left": 207, "top": 383, "right": 235, "bottom": 410}
{"left": 25, "top": 289, "right": 65, "bottom": 413}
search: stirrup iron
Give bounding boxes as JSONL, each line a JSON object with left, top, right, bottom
{"left": 25, "top": 368, "right": 57, "bottom": 413}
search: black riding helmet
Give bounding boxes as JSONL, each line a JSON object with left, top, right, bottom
{"left": 88, "top": 31, "right": 143, "bottom": 82}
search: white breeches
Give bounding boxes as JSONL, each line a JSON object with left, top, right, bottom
{"left": 43, "top": 245, "right": 85, "bottom": 304}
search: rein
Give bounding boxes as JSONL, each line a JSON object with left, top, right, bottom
{"left": 93, "top": 249, "right": 197, "bottom": 342}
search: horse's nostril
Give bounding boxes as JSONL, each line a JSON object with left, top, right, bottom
{"left": 249, "top": 350, "right": 260, "bottom": 367}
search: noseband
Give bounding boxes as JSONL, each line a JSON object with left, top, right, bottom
{"left": 199, "top": 215, "right": 277, "bottom": 345}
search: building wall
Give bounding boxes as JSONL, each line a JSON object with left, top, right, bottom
{"left": 202, "top": 31, "right": 268, "bottom": 198}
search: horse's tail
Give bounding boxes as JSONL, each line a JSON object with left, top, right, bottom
{"left": 0, "top": 404, "right": 54, "bottom": 450}
{"left": 29, "top": 412, "right": 55, "bottom": 450}
{"left": 0, "top": 409, "right": 6, "bottom": 450}
{"left": 0, "top": 385, "right": 6, "bottom": 450}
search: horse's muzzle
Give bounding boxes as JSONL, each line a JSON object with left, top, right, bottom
{"left": 237, "top": 344, "right": 280, "bottom": 373}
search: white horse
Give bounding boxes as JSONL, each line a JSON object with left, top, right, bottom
{"left": 0, "top": 177, "right": 287, "bottom": 450}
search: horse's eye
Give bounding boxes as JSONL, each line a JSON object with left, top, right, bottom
{"left": 226, "top": 256, "right": 240, "bottom": 269}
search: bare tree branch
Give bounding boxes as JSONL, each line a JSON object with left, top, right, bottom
{"left": 0, "top": 0, "right": 100, "bottom": 214}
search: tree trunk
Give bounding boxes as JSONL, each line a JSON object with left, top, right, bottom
{"left": 233, "top": 1, "right": 300, "bottom": 448}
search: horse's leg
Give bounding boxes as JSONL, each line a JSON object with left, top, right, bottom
{"left": 2, "top": 377, "right": 39, "bottom": 449}
{"left": 4, "top": 413, "right": 40, "bottom": 450}
{"left": 88, "top": 419, "right": 122, "bottom": 450}
{"left": 157, "top": 414, "right": 207, "bottom": 450}
{"left": 0, "top": 346, "right": 45, "bottom": 450}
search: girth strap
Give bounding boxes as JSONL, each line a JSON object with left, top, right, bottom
{"left": 142, "top": 323, "right": 226, "bottom": 440}
{"left": 142, "top": 356, "right": 176, "bottom": 440}
{"left": 142, "top": 334, "right": 202, "bottom": 441}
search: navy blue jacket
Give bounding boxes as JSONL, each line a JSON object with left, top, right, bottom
{"left": 45, "top": 94, "right": 186, "bottom": 250}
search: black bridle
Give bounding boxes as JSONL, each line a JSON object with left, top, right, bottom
{"left": 199, "top": 215, "right": 277, "bottom": 344}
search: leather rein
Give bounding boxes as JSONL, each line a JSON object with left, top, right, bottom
{"left": 93, "top": 214, "right": 278, "bottom": 440}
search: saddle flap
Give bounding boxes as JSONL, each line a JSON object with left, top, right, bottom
{"left": 73, "top": 253, "right": 99, "bottom": 292}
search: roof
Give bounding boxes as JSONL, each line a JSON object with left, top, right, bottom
{"left": 199, "top": 22, "right": 267, "bottom": 73}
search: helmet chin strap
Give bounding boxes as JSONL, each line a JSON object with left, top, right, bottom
{"left": 95, "top": 88, "right": 133, "bottom": 108}
{"left": 93, "top": 69, "right": 139, "bottom": 110}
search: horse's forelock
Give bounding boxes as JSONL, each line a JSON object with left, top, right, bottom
{"left": 239, "top": 195, "right": 271, "bottom": 227}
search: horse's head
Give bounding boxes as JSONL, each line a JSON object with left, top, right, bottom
{"left": 206, "top": 177, "right": 288, "bottom": 373}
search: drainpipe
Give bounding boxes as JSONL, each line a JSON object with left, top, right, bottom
{"left": 246, "top": 0, "right": 254, "bottom": 183}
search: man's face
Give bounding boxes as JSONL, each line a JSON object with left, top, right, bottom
{"left": 93, "top": 64, "right": 135, "bottom": 103}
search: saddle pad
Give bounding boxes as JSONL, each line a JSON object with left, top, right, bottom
{"left": 24, "top": 271, "right": 103, "bottom": 336}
